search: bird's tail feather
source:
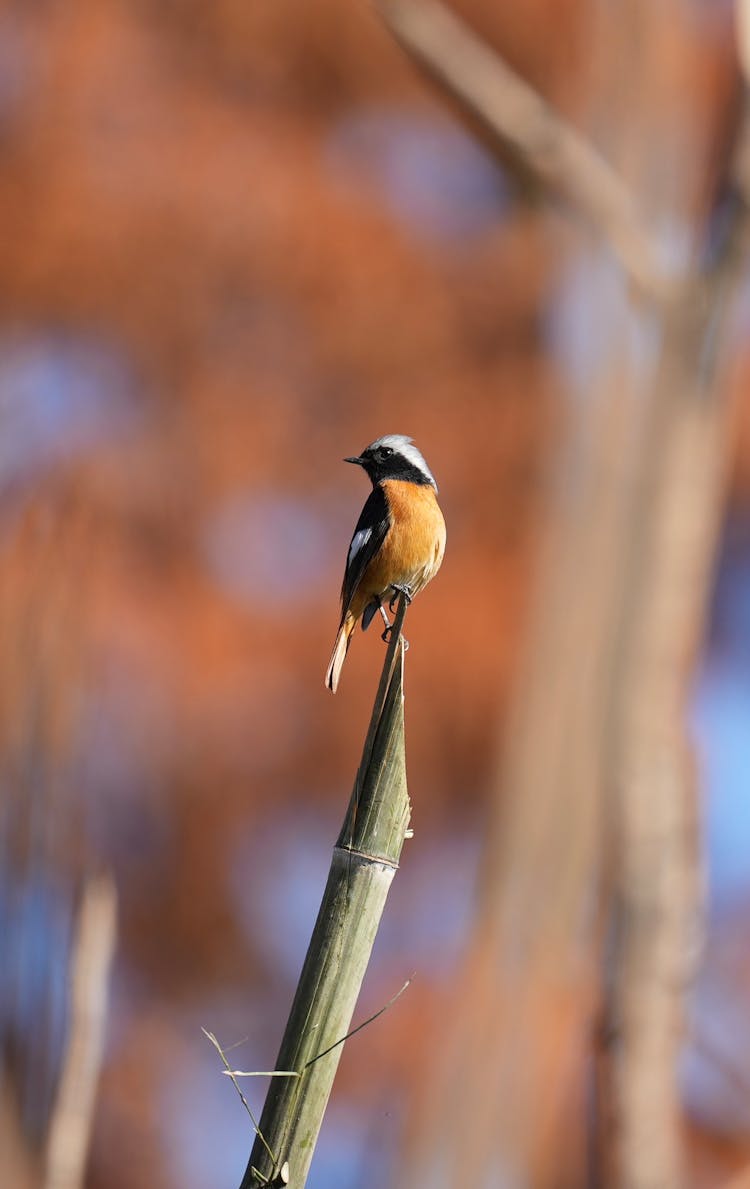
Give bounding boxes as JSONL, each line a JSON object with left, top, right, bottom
{"left": 325, "top": 612, "right": 356, "bottom": 693}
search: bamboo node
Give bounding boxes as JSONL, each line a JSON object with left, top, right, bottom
{"left": 333, "top": 843, "right": 400, "bottom": 869}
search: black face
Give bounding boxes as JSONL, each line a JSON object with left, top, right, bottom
{"left": 364, "top": 443, "right": 395, "bottom": 470}
{"left": 349, "top": 444, "right": 432, "bottom": 487}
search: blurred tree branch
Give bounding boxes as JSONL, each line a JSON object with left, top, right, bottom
{"left": 377, "top": 0, "right": 680, "bottom": 298}
{"left": 44, "top": 874, "right": 117, "bottom": 1189}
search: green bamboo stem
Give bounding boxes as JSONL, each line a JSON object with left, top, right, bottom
{"left": 239, "top": 594, "right": 412, "bottom": 1189}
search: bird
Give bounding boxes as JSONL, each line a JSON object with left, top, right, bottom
{"left": 325, "top": 434, "right": 446, "bottom": 693}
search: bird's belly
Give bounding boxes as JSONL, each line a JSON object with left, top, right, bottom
{"left": 359, "top": 480, "right": 446, "bottom": 600}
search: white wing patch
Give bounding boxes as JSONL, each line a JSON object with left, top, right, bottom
{"left": 348, "top": 526, "right": 372, "bottom": 567}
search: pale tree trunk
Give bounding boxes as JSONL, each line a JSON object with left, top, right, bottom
{"left": 377, "top": 3, "right": 750, "bottom": 1187}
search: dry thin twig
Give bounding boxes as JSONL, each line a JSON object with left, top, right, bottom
{"left": 224, "top": 977, "right": 412, "bottom": 1076}
{"left": 202, "top": 1030, "right": 279, "bottom": 1169}
{"left": 304, "top": 975, "right": 412, "bottom": 1068}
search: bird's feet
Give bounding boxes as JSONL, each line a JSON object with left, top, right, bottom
{"left": 381, "top": 622, "right": 410, "bottom": 651}
{"left": 388, "top": 584, "right": 413, "bottom": 612}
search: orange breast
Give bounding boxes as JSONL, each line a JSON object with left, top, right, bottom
{"left": 350, "top": 480, "right": 446, "bottom": 618}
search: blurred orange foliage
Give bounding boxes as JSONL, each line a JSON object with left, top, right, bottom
{"left": 1, "top": 2, "right": 748, "bottom": 1188}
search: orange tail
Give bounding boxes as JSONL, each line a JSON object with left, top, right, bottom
{"left": 325, "top": 611, "right": 357, "bottom": 693}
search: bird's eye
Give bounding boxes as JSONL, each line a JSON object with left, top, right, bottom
{"left": 380, "top": 446, "right": 393, "bottom": 457}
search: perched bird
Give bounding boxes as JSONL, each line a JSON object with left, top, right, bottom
{"left": 325, "top": 435, "right": 446, "bottom": 693}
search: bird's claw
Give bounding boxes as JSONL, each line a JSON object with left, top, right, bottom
{"left": 388, "top": 584, "right": 412, "bottom": 612}
{"left": 381, "top": 624, "right": 409, "bottom": 651}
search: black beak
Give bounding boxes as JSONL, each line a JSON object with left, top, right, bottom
{"left": 344, "top": 455, "right": 365, "bottom": 466}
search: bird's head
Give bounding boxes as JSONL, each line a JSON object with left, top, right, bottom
{"left": 344, "top": 434, "right": 438, "bottom": 491}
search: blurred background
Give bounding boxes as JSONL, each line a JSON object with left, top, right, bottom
{"left": 1, "top": 1, "right": 750, "bottom": 1187}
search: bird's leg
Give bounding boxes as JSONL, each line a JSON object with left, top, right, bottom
{"left": 388, "top": 584, "right": 413, "bottom": 613}
{"left": 378, "top": 600, "right": 395, "bottom": 643}
{"left": 381, "top": 596, "right": 409, "bottom": 650}
{"left": 382, "top": 631, "right": 410, "bottom": 651}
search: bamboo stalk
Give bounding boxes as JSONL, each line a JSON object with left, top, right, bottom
{"left": 239, "top": 595, "right": 411, "bottom": 1189}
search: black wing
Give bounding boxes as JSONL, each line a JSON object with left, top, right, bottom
{"left": 340, "top": 485, "right": 391, "bottom": 616}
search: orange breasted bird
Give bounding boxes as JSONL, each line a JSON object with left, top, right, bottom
{"left": 325, "top": 435, "right": 446, "bottom": 693}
